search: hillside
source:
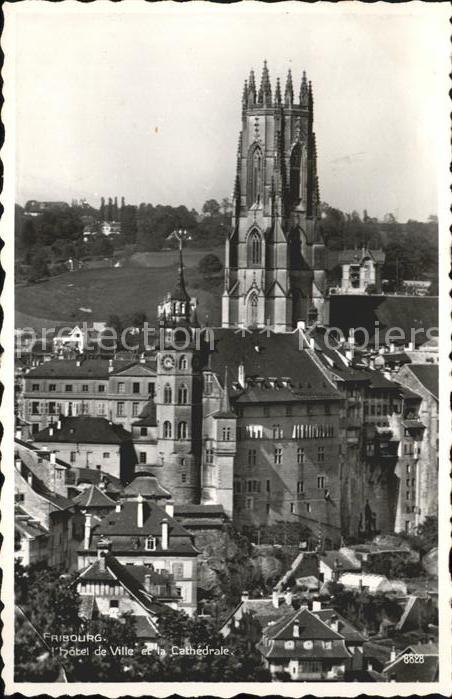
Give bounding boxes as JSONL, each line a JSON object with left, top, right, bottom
{"left": 15, "top": 249, "right": 224, "bottom": 330}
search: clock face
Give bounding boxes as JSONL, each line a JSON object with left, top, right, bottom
{"left": 161, "top": 354, "right": 175, "bottom": 370}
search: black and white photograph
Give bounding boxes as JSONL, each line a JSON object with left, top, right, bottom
{"left": 1, "top": 1, "right": 450, "bottom": 695}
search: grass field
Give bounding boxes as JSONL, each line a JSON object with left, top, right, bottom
{"left": 15, "top": 248, "right": 224, "bottom": 330}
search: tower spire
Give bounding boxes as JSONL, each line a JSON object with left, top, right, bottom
{"left": 248, "top": 69, "right": 256, "bottom": 107}
{"left": 274, "top": 77, "right": 281, "bottom": 106}
{"left": 242, "top": 80, "right": 248, "bottom": 112}
{"left": 258, "top": 60, "right": 272, "bottom": 106}
{"left": 300, "top": 70, "right": 308, "bottom": 107}
{"left": 284, "top": 69, "right": 293, "bottom": 106}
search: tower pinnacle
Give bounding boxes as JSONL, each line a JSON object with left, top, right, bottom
{"left": 248, "top": 70, "right": 256, "bottom": 106}
{"left": 274, "top": 77, "right": 282, "bottom": 106}
{"left": 284, "top": 69, "right": 294, "bottom": 106}
{"left": 300, "top": 70, "right": 308, "bottom": 107}
{"left": 258, "top": 60, "right": 272, "bottom": 106}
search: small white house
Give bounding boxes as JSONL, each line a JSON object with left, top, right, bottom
{"left": 338, "top": 573, "right": 407, "bottom": 596}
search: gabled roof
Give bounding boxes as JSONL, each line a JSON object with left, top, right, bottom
{"left": 263, "top": 607, "right": 344, "bottom": 642}
{"left": 34, "top": 416, "right": 132, "bottom": 445}
{"left": 15, "top": 459, "right": 74, "bottom": 511}
{"left": 113, "top": 363, "right": 156, "bottom": 377}
{"left": 407, "top": 364, "right": 438, "bottom": 401}
{"left": 72, "top": 485, "right": 116, "bottom": 508}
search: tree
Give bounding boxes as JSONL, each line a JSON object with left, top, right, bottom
{"left": 27, "top": 250, "right": 49, "bottom": 282}
{"left": 22, "top": 218, "right": 37, "bottom": 253}
{"left": 221, "top": 197, "right": 233, "bottom": 216}
{"left": 202, "top": 199, "right": 221, "bottom": 217}
{"left": 198, "top": 253, "right": 223, "bottom": 276}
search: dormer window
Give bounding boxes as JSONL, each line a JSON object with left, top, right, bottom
{"left": 303, "top": 640, "right": 313, "bottom": 650}
{"left": 145, "top": 536, "right": 156, "bottom": 551}
{"left": 284, "top": 640, "right": 295, "bottom": 650}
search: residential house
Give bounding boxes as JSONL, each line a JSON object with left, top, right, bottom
{"left": 33, "top": 416, "right": 137, "bottom": 483}
{"left": 257, "top": 603, "right": 367, "bottom": 680}
{"left": 382, "top": 641, "right": 438, "bottom": 681}
{"left": 78, "top": 497, "right": 199, "bottom": 616}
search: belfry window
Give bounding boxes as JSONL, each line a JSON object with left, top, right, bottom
{"left": 163, "top": 384, "right": 172, "bottom": 404}
{"left": 289, "top": 143, "right": 302, "bottom": 205}
{"left": 163, "top": 421, "right": 172, "bottom": 438}
{"left": 248, "top": 145, "right": 263, "bottom": 206}
{"left": 248, "top": 230, "right": 262, "bottom": 267}
{"left": 178, "top": 385, "right": 188, "bottom": 405}
{"left": 177, "top": 421, "right": 187, "bottom": 439}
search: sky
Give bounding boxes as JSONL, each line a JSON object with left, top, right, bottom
{"left": 10, "top": 2, "right": 449, "bottom": 222}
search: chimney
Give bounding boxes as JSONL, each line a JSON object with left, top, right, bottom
{"left": 272, "top": 588, "right": 280, "bottom": 609}
{"left": 115, "top": 502, "right": 122, "bottom": 513}
{"left": 389, "top": 342, "right": 395, "bottom": 353}
{"left": 293, "top": 622, "right": 300, "bottom": 638}
{"left": 144, "top": 574, "right": 152, "bottom": 593}
{"left": 49, "top": 426, "right": 54, "bottom": 437}
{"left": 309, "top": 337, "right": 315, "bottom": 350}
{"left": 241, "top": 591, "right": 249, "bottom": 602}
{"left": 165, "top": 501, "right": 174, "bottom": 518}
{"left": 297, "top": 320, "right": 306, "bottom": 331}
{"left": 15, "top": 427, "right": 22, "bottom": 440}
{"left": 390, "top": 646, "right": 397, "bottom": 662}
{"left": 161, "top": 518, "right": 169, "bottom": 551}
{"left": 312, "top": 599, "right": 322, "bottom": 612}
{"left": 369, "top": 357, "right": 375, "bottom": 370}
{"left": 50, "top": 452, "right": 56, "bottom": 465}
{"left": 368, "top": 662, "right": 373, "bottom": 672}
{"left": 284, "top": 590, "right": 293, "bottom": 606}
{"left": 76, "top": 358, "right": 81, "bottom": 367}
{"left": 27, "top": 472, "right": 33, "bottom": 486}
{"left": 407, "top": 341, "right": 414, "bottom": 352}
{"left": 330, "top": 614, "right": 340, "bottom": 633}
{"left": 84, "top": 513, "right": 92, "bottom": 549}
{"left": 15, "top": 458, "right": 22, "bottom": 471}
{"left": 137, "top": 493, "right": 144, "bottom": 528}
{"left": 238, "top": 361, "right": 245, "bottom": 388}
{"left": 108, "top": 359, "right": 114, "bottom": 373}
{"left": 98, "top": 552, "right": 106, "bottom": 572}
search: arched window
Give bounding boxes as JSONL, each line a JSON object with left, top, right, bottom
{"left": 247, "top": 293, "right": 259, "bottom": 327}
{"left": 177, "top": 384, "right": 188, "bottom": 405}
{"left": 289, "top": 143, "right": 302, "bottom": 205}
{"left": 163, "top": 420, "right": 172, "bottom": 439}
{"left": 163, "top": 384, "right": 172, "bottom": 404}
{"left": 177, "top": 421, "right": 187, "bottom": 439}
{"left": 179, "top": 355, "right": 188, "bottom": 370}
{"left": 247, "top": 145, "right": 263, "bottom": 206}
{"left": 145, "top": 536, "right": 156, "bottom": 551}
{"left": 247, "top": 230, "right": 262, "bottom": 267}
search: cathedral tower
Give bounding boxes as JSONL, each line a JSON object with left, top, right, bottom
{"left": 222, "top": 62, "right": 327, "bottom": 331}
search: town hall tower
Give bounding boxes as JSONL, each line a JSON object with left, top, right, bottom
{"left": 222, "top": 62, "right": 327, "bottom": 331}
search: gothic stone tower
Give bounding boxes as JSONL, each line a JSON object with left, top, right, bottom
{"left": 222, "top": 62, "right": 327, "bottom": 332}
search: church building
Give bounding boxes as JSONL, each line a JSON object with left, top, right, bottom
{"left": 222, "top": 62, "right": 327, "bottom": 332}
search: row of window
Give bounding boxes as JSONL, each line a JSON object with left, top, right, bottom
{"left": 30, "top": 382, "right": 155, "bottom": 396}
{"left": 235, "top": 404, "right": 334, "bottom": 419}
{"left": 243, "top": 498, "right": 314, "bottom": 514}
{"left": 29, "top": 400, "right": 150, "bottom": 418}
{"left": 235, "top": 476, "right": 326, "bottom": 494}
{"left": 163, "top": 385, "right": 189, "bottom": 405}
{"left": 162, "top": 421, "right": 188, "bottom": 439}
{"left": 241, "top": 424, "right": 334, "bottom": 440}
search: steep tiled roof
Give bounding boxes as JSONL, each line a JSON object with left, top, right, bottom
{"left": 92, "top": 500, "right": 197, "bottom": 555}
{"left": 72, "top": 485, "right": 116, "bottom": 508}
{"left": 315, "top": 609, "right": 366, "bottom": 642}
{"left": 74, "top": 469, "right": 123, "bottom": 492}
{"left": 206, "top": 329, "right": 341, "bottom": 400}
{"left": 263, "top": 607, "right": 343, "bottom": 642}
{"left": 408, "top": 364, "right": 438, "bottom": 400}
{"left": 34, "top": 416, "right": 132, "bottom": 445}
{"left": 25, "top": 358, "right": 154, "bottom": 380}
{"left": 123, "top": 471, "right": 172, "bottom": 500}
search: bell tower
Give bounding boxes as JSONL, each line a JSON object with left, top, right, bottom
{"left": 222, "top": 61, "right": 327, "bottom": 332}
{"left": 155, "top": 231, "right": 202, "bottom": 504}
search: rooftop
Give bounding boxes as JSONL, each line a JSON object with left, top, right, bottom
{"left": 408, "top": 364, "right": 439, "bottom": 400}
{"left": 72, "top": 484, "right": 116, "bottom": 509}
{"left": 34, "top": 416, "right": 132, "bottom": 445}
